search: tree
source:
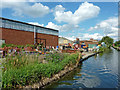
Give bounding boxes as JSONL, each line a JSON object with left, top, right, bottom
{"left": 100, "top": 36, "right": 114, "bottom": 46}
{"left": 114, "top": 40, "right": 120, "bottom": 47}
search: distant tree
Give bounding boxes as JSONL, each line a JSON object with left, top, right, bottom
{"left": 114, "top": 40, "right": 120, "bottom": 47}
{"left": 98, "top": 40, "right": 102, "bottom": 44}
{"left": 100, "top": 36, "right": 114, "bottom": 46}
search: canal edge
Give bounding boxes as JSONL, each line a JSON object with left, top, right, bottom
{"left": 23, "top": 51, "right": 100, "bottom": 89}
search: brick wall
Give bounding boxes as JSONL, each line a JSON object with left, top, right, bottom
{"left": 0, "top": 28, "right": 58, "bottom": 47}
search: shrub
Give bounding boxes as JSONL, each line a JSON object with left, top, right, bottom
{"left": 2, "top": 53, "right": 79, "bottom": 88}
{"left": 45, "top": 52, "right": 65, "bottom": 63}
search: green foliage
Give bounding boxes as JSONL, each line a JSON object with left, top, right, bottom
{"left": 1, "top": 43, "right": 6, "bottom": 48}
{"left": 25, "top": 44, "right": 34, "bottom": 48}
{"left": 98, "top": 46, "right": 108, "bottom": 52}
{"left": 1, "top": 44, "right": 34, "bottom": 48}
{"left": 114, "top": 40, "right": 120, "bottom": 47}
{"left": 1, "top": 43, "right": 15, "bottom": 48}
{"left": 100, "top": 36, "right": 114, "bottom": 46}
{"left": 17, "top": 45, "right": 24, "bottom": 48}
{"left": 45, "top": 52, "right": 65, "bottom": 63}
{"left": 1, "top": 43, "right": 25, "bottom": 48}
{"left": 2, "top": 53, "right": 79, "bottom": 88}
{"left": 25, "top": 44, "right": 30, "bottom": 47}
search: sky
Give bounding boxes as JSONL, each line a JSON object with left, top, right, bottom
{"left": 1, "top": 0, "right": 119, "bottom": 41}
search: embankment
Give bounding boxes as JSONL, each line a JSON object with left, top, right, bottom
{"left": 24, "top": 52, "right": 100, "bottom": 89}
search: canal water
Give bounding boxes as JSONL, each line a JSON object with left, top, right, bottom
{"left": 45, "top": 48, "right": 119, "bottom": 89}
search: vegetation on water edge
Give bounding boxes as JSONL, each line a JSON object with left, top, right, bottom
{"left": 98, "top": 36, "right": 113, "bottom": 47}
{"left": 98, "top": 46, "right": 109, "bottom": 52}
{"left": 114, "top": 40, "right": 120, "bottom": 47}
{"left": 2, "top": 52, "right": 79, "bottom": 88}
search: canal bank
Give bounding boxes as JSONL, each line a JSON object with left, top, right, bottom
{"left": 24, "top": 51, "right": 101, "bottom": 89}
{"left": 112, "top": 46, "right": 120, "bottom": 51}
{"left": 45, "top": 48, "right": 118, "bottom": 89}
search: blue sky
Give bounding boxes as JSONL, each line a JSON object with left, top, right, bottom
{"left": 1, "top": 1, "right": 118, "bottom": 41}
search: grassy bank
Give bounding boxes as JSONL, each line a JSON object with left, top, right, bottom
{"left": 2, "top": 52, "right": 79, "bottom": 88}
{"left": 113, "top": 46, "right": 120, "bottom": 51}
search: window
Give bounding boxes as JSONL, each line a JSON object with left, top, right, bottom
{"left": 12, "top": 22, "right": 17, "bottom": 29}
{"left": 1, "top": 19, "right": 58, "bottom": 36}
{"left": 30, "top": 25, "right": 34, "bottom": 32}
{"left": 2, "top": 20, "right": 6, "bottom": 28}
{"left": 27, "top": 25, "right": 33, "bottom": 32}
{"left": 21, "top": 24, "right": 24, "bottom": 30}
{"left": 36, "top": 27, "right": 58, "bottom": 35}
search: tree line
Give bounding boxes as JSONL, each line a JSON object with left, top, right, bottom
{"left": 98, "top": 36, "right": 120, "bottom": 47}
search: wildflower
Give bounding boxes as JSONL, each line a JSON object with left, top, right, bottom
{"left": 1, "top": 66, "right": 4, "bottom": 68}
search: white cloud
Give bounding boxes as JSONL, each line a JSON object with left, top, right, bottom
{"left": 81, "top": 33, "right": 103, "bottom": 40}
{"left": 1, "top": 1, "right": 50, "bottom": 17}
{"left": 28, "top": 22, "right": 44, "bottom": 26}
{"left": 54, "top": 5, "right": 65, "bottom": 12}
{"left": 46, "top": 22, "right": 61, "bottom": 30}
{"left": 88, "top": 17, "right": 118, "bottom": 40}
{"left": 54, "top": 2, "right": 100, "bottom": 25}
{"left": 61, "top": 33, "right": 103, "bottom": 41}
{"left": 64, "top": 36, "right": 76, "bottom": 41}
{"left": 1, "top": 0, "right": 27, "bottom": 2}
{"left": 89, "top": 17, "right": 118, "bottom": 31}
{"left": 46, "top": 22, "right": 80, "bottom": 32}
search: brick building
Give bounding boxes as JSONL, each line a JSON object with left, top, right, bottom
{"left": 0, "top": 17, "right": 59, "bottom": 48}
{"left": 80, "top": 38, "right": 98, "bottom": 48}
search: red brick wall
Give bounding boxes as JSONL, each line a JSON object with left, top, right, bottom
{"left": 0, "top": 28, "right": 58, "bottom": 47}
{"left": 80, "top": 41, "right": 98, "bottom": 46}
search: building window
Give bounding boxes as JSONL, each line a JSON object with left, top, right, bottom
{"left": 2, "top": 20, "right": 6, "bottom": 28}
{"left": 1, "top": 19, "right": 58, "bottom": 36}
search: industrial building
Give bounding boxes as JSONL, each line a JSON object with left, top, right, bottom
{"left": 80, "top": 38, "right": 98, "bottom": 48}
{"left": 0, "top": 17, "right": 59, "bottom": 48}
{"left": 59, "top": 37, "right": 73, "bottom": 46}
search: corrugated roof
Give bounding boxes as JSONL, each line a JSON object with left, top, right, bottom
{"left": 0, "top": 17, "right": 59, "bottom": 32}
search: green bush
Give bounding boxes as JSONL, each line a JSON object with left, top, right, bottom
{"left": 1, "top": 43, "right": 25, "bottom": 48}
{"left": 98, "top": 46, "right": 109, "bottom": 52}
{"left": 1, "top": 43, "right": 7, "bottom": 48}
{"left": 45, "top": 52, "right": 65, "bottom": 63}
{"left": 2, "top": 53, "right": 79, "bottom": 88}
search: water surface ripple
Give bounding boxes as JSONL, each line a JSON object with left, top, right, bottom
{"left": 45, "top": 48, "right": 118, "bottom": 89}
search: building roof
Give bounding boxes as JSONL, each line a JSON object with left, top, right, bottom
{"left": 0, "top": 17, "right": 59, "bottom": 32}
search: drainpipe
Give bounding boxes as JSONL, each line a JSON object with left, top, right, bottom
{"left": 34, "top": 26, "right": 36, "bottom": 44}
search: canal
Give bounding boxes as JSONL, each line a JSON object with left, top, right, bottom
{"left": 45, "top": 48, "right": 119, "bottom": 89}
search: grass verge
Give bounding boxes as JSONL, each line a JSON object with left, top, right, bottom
{"left": 2, "top": 52, "right": 79, "bottom": 88}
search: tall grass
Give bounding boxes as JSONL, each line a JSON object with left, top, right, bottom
{"left": 2, "top": 52, "right": 79, "bottom": 88}
{"left": 2, "top": 52, "right": 41, "bottom": 72}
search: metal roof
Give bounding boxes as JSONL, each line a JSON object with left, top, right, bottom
{"left": 0, "top": 17, "right": 59, "bottom": 32}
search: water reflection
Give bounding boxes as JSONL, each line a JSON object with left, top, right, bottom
{"left": 45, "top": 64, "right": 83, "bottom": 88}
{"left": 45, "top": 48, "right": 118, "bottom": 89}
